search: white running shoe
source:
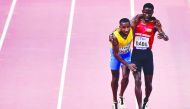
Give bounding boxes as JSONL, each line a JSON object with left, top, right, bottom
{"left": 143, "top": 102, "right": 148, "bottom": 109}
{"left": 118, "top": 97, "right": 126, "bottom": 109}
{"left": 112, "top": 102, "right": 118, "bottom": 109}
{"left": 142, "top": 98, "right": 148, "bottom": 109}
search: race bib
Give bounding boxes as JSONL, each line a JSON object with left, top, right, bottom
{"left": 119, "top": 44, "right": 130, "bottom": 54}
{"left": 134, "top": 36, "right": 149, "bottom": 49}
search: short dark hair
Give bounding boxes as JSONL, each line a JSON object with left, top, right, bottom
{"left": 119, "top": 18, "right": 130, "bottom": 24}
{"left": 143, "top": 3, "right": 154, "bottom": 10}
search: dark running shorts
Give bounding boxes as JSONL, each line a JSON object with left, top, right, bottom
{"left": 131, "top": 48, "right": 154, "bottom": 75}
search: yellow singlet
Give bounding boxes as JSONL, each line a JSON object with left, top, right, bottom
{"left": 111, "top": 28, "right": 133, "bottom": 54}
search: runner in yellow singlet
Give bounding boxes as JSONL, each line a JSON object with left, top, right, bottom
{"left": 109, "top": 18, "right": 137, "bottom": 109}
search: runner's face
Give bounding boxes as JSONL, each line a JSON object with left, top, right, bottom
{"left": 142, "top": 7, "right": 153, "bottom": 21}
{"left": 119, "top": 22, "right": 130, "bottom": 35}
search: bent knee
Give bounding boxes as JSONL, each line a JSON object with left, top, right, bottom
{"left": 122, "top": 75, "right": 129, "bottom": 80}
{"left": 135, "top": 79, "right": 142, "bottom": 87}
{"left": 112, "top": 77, "right": 119, "bottom": 83}
{"left": 146, "top": 83, "right": 153, "bottom": 90}
{"left": 145, "top": 82, "right": 152, "bottom": 87}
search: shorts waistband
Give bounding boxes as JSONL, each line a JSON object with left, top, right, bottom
{"left": 133, "top": 48, "right": 151, "bottom": 52}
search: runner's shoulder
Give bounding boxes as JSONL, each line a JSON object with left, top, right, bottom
{"left": 132, "top": 14, "right": 143, "bottom": 21}
{"left": 152, "top": 17, "right": 160, "bottom": 23}
{"left": 152, "top": 17, "right": 162, "bottom": 27}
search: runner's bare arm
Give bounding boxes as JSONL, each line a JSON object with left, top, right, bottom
{"left": 155, "top": 20, "right": 169, "bottom": 41}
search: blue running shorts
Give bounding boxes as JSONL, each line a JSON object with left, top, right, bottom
{"left": 110, "top": 49, "right": 132, "bottom": 70}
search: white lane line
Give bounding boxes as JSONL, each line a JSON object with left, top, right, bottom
{"left": 56, "top": 0, "right": 76, "bottom": 109}
{"left": 0, "top": 0, "right": 17, "bottom": 51}
{"left": 130, "top": 0, "right": 135, "bottom": 19}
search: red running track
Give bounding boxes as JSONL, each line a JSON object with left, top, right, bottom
{"left": 0, "top": 0, "right": 70, "bottom": 109}
{"left": 0, "top": 0, "right": 190, "bottom": 109}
